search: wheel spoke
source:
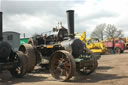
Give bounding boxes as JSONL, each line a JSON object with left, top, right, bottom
{"left": 64, "top": 62, "right": 70, "bottom": 71}
{"left": 54, "top": 67, "right": 61, "bottom": 77}
{"left": 59, "top": 69, "right": 64, "bottom": 76}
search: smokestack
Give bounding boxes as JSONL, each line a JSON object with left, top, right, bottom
{"left": 66, "top": 10, "right": 74, "bottom": 39}
{"left": 0, "top": 12, "right": 2, "bottom": 41}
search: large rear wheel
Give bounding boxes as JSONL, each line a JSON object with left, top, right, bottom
{"left": 50, "top": 50, "right": 76, "bottom": 81}
{"left": 27, "top": 38, "right": 35, "bottom": 46}
{"left": 19, "top": 44, "right": 36, "bottom": 73}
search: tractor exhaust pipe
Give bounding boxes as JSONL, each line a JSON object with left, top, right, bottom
{"left": 0, "top": 12, "right": 3, "bottom": 41}
{"left": 66, "top": 10, "right": 74, "bottom": 39}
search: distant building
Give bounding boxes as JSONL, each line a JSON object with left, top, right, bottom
{"left": 3, "top": 31, "right": 20, "bottom": 52}
{"left": 20, "top": 38, "right": 29, "bottom": 45}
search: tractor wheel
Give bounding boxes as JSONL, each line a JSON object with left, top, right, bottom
{"left": 27, "top": 38, "right": 35, "bottom": 46}
{"left": 19, "top": 44, "right": 36, "bottom": 73}
{"left": 114, "top": 47, "right": 121, "bottom": 54}
{"left": 78, "top": 48, "right": 98, "bottom": 75}
{"left": 50, "top": 50, "right": 76, "bottom": 82}
{"left": 28, "top": 37, "right": 41, "bottom": 64}
{"left": 78, "top": 58, "right": 98, "bottom": 75}
{"left": 10, "top": 51, "right": 27, "bottom": 78}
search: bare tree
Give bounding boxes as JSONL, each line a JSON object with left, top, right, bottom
{"left": 91, "top": 24, "right": 124, "bottom": 41}
{"left": 104, "top": 24, "right": 124, "bottom": 39}
{"left": 91, "top": 23, "right": 106, "bottom": 40}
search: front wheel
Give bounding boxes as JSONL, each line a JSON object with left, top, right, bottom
{"left": 114, "top": 47, "right": 121, "bottom": 54}
{"left": 50, "top": 50, "right": 76, "bottom": 82}
{"left": 10, "top": 51, "right": 27, "bottom": 78}
{"left": 78, "top": 58, "right": 98, "bottom": 75}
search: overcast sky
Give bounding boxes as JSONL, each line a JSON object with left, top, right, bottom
{"left": 0, "top": 0, "right": 128, "bottom": 38}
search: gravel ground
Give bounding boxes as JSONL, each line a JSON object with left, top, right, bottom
{"left": 0, "top": 50, "right": 128, "bottom": 85}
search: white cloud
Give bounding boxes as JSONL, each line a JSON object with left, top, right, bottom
{"left": 72, "top": 0, "right": 128, "bottom": 37}
{"left": 3, "top": 13, "right": 67, "bottom": 37}
{"left": 2, "top": 0, "right": 128, "bottom": 37}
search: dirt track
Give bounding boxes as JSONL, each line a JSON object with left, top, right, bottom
{"left": 1, "top": 50, "right": 128, "bottom": 85}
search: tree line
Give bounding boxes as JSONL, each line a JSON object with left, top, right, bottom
{"left": 91, "top": 23, "right": 124, "bottom": 40}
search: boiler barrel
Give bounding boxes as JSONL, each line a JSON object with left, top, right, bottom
{"left": 61, "top": 39, "right": 84, "bottom": 58}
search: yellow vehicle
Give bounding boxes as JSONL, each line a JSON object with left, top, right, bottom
{"left": 86, "top": 38, "right": 107, "bottom": 54}
{"left": 121, "top": 37, "right": 128, "bottom": 49}
{"left": 75, "top": 32, "right": 107, "bottom": 54}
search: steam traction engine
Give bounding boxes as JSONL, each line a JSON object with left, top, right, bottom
{"left": 0, "top": 12, "right": 27, "bottom": 77}
{"left": 19, "top": 10, "right": 99, "bottom": 81}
